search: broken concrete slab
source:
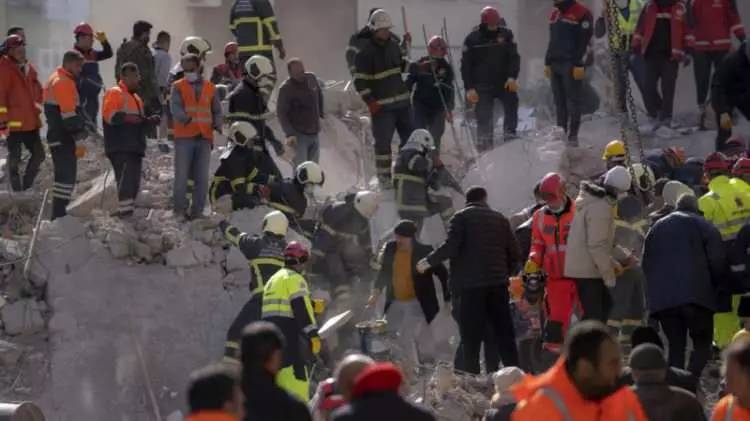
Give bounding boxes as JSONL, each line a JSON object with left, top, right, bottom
{"left": 0, "top": 238, "right": 24, "bottom": 260}
{"left": 66, "top": 172, "right": 117, "bottom": 217}
{"left": 165, "top": 241, "right": 213, "bottom": 268}
{"left": 133, "top": 241, "right": 153, "bottom": 262}
{"left": 1, "top": 299, "right": 45, "bottom": 336}
{"left": 107, "top": 230, "right": 133, "bottom": 259}
{"left": 225, "top": 247, "right": 247, "bottom": 273}
{"left": 0, "top": 339, "right": 23, "bottom": 366}
{"left": 27, "top": 258, "right": 49, "bottom": 288}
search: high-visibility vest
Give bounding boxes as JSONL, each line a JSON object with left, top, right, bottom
{"left": 610, "top": 0, "right": 645, "bottom": 51}
{"left": 537, "top": 387, "right": 639, "bottom": 421}
{"left": 173, "top": 78, "right": 215, "bottom": 141}
{"left": 262, "top": 268, "right": 315, "bottom": 328}
{"left": 711, "top": 395, "right": 750, "bottom": 421}
{"left": 699, "top": 176, "right": 750, "bottom": 241}
{"left": 102, "top": 82, "right": 143, "bottom": 124}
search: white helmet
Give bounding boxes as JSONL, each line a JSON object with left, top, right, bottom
{"left": 604, "top": 166, "right": 632, "bottom": 192}
{"left": 354, "top": 190, "right": 379, "bottom": 218}
{"left": 406, "top": 129, "right": 435, "bottom": 152}
{"left": 180, "top": 36, "right": 212, "bottom": 57}
{"left": 630, "top": 163, "right": 655, "bottom": 192}
{"left": 262, "top": 210, "right": 289, "bottom": 237}
{"left": 369, "top": 9, "right": 393, "bottom": 31}
{"left": 244, "top": 55, "right": 274, "bottom": 80}
{"left": 296, "top": 161, "right": 325, "bottom": 185}
{"left": 662, "top": 180, "right": 694, "bottom": 208}
{"left": 228, "top": 121, "right": 258, "bottom": 147}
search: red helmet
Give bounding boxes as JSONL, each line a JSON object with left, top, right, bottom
{"left": 427, "top": 36, "right": 448, "bottom": 57}
{"left": 4, "top": 35, "right": 24, "bottom": 50}
{"left": 224, "top": 41, "right": 238, "bottom": 56}
{"left": 481, "top": 6, "right": 502, "bottom": 26}
{"left": 704, "top": 151, "right": 731, "bottom": 172}
{"left": 725, "top": 135, "right": 747, "bottom": 154}
{"left": 284, "top": 241, "right": 310, "bottom": 264}
{"left": 539, "top": 172, "right": 565, "bottom": 207}
{"left": 733, "top": 157, "right": 750, "bottom": 176}
{"left": 74, "top": 22, "right": 94, "bottom": 36}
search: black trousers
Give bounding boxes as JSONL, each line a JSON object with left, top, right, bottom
{"left": 107, "top": 152, "right": 143, "bottom": 216}
{"left": 82, "top": 92, "right": 100, "bottom": 126}
{"left": 456, "top": 286, "right": 519, "bottom": 374}
{"left": 413, "top": 102, "right": 446, "bottom": 151}
{"left": 6, "top": 130, "right": 45, "bottom": 191}
{"left": 693, "top": 50, "right": 727, "bottom": 107}
{"left": 372, "top": 106, "right": 413, "bottom": 183}
{"left": 643, "top": 55, "right": 679, "bottom": 120}
{"left": 714, "top": 99, "right": 750, "bottom": 150}
{"left": 575, "top": 278, "right": 613, "bottom": 323}
{"left": 550, "top": 61, "right": 583, "bottom": 139}
{"left": 225, "top": 294, "right": 262, "bottom": 360}
{"left": 475, "top": 89, "right": 519, "bottom": 151}
{"left": 452, "top": 295, "right": 501, "bottom": 372}
{"left": 50, "top": 142, "right": 77, "bottom": 220}
{"left": 654, "top": 304, "right": 714, "bottom": 379}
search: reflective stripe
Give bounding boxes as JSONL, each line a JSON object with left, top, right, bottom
{"left": 695, "top": 41, "right": 711, "bottom": 46}
{"left": 375, "top": 155, "right": 391, "bottom": 162}
{"left": 61, "top": 111, "right": 77, "bottom": 118}
{"left": 672, "top": 49, "right": 684, "bottom": 56}
{"left": 269, "top": 201, "right": 298, "bottom": 215}
{"left": 320, "top": 222, "right": 359, "bottom": 241}
{"left": 262, "top": 310, "right": 293, "bottom": 318}
{"left": 352, "top": 67, "right": 402, "bottom": 81}
{"left": 8, "top": 121, "right": 22, "bottom": 128}
{"left": 393, "top": 173, "right": 425, "bottom": 184}
{"left": 731, "top": 264, "right": 746, "bottom": 273}
{"left": 227, "top": 111, "right": 264, "bottom": 121}
{"left": 289, "top": 290, "right": 310, "bottom": 301}
{"left": 345, "top": 46, "right": 360, "bottom": 54}
{"left": 358, "top": 88, "right": 372, "bottom": 96}
{"left": 0, "top": 107, "right": 7, "bottom": 113}
{"left": 249, "top": 257, "right": 284, "bottom": 294}
{"left": 302, "top": 324, "right": 317, "bottom": 335}
{"left": 225, "top": 341, "right": 239, "bottom": 350}
{"left": 656, "top": 13, "right": 672, "bottom": 18}
{"left": 714, "top": 39, "right": 732, "bottom": 45}
{"left": 537, "top": 388, "right": 573, "bottom": 421}
{"left": 560, "top": 18, "right": 580, "bottom": 25}
{"left": 238, "top": 44, "right": 273, "bottom": 52}
{"left": 377, "top": 92, "right": 410, "bottom": 106}
{"left": 230, "top": 178, "right": 245, "bottom": 188}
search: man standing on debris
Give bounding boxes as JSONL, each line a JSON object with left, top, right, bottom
{"left": 632, "top": 0, "right": 693, "bottom": 132}
{"left": 418, "top": 186, "right": 521, "bottom": 373}
{"left": 170, "top": 53, "right": 223, "bottom": 221}
{"left": 407, "top": 35, "right": 454, "bottom": 151}
{"left": 346, "top": 8, "right": 411, "bottom": 77}
{"left": 151, "top": 31, "right": 171, "bottom": 140}
{"left": 102, "top": 63, "right": 160, "bottom": 218}
{"left": 211, "top": 42, "right": 244, "bottom": 90}
{"left": 462, "top": 6, "right": 521, "bottom": 150}
{"left": 230, "top": 0, "right": 285, "bottom": 68}
{"left": 545, "top": 0, "right": 593, "bottom": 146}
{"left": 44, "top": 50, "right": 87, "bottom": 220}
{"left": 277, "top": 58, "right": 324, "bottom": 166}
{"left": 354, "top": 9, "right": 413, "bottom": 188}
{"left": 72, "top": 22, "right": 112, "bottom": 124}
{"left": 220, "top": 210, "right": 288, "bottom": 363}
{"left": 262, "top": 241, "right": 321, "bottom": 402}
{"left": 711, "top": 40, "right": 750, "bottom": 151}
{"left": 0, "top": 34, "right": 44, "bottom": 192}
{"left": 115, "top": 21, "right": 160, "bottom": 118}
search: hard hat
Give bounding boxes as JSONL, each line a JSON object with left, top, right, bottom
{"left": 228, "top": 121, "right": 258, "bottom": 147}
{"left": 630, "top": 163, "right": 655, "bottom": 191}
{"left": 284, "top": 241, "right": 310, "bottom": 265}
{"left": 4, "top": 34, "right": 24, "bottom": 50}
{"left": 538, "top": 172, "right": 565, "bottom": 206}
{"left": 662, "top": 146, "right": 686, "bottom": 167}
{"left": 604, "top": 166, "right": 632, "bottom": 192}
{"left": 74, "top": 22, "right": 94, "bottom": 36}
{"left": 296, "top": 161, "right": 325, "bottom": 185}
{"left": 733, "top": 157, "right": 750, "bottom": 176}
{"left": 427, "top": 36, "right": 448, "bottom": 57}
{"left": 602, "top": 139, "right": 626, "bottom": 161}
{"left": 262, "top": 210, "right": 289, "bottom": 237}
{"left": 180, "top": 36, "right": 212, "bottom": 57}
{"left": 244, "top": 55, "right": 274, "bottom": 80}
{"left": 703, "top": 151, "right": 731, "bottom": 172}
{"left": 224, "top": 41, "right": 238, "bottom": 56}
{"left": 480, "top": 6, "right": 502, "bottom": 26}
{"left": 662, "top": 180, "right": 694, "bottom": 208}
{"left": 406, "top": 129, "right": 435, "bottom": 151}
{"left": 354, "top": 190, "right": 379, "bottom": 218}
{"left": 368, "top": 9, "right": 393, "bottom": 31}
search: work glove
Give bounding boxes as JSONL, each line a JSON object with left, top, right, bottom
{"left": 509, "top": 275, "right": 524, "bottom": 300}
{"left": 277, "top": 44, "right": 287, "bottom": 60}
{"left": 310, "top": 336, "right": 322, "bottom": 355}
{"left": 367, "top": 100, "right": 382, "bottom": 116}
{"left": 312, "top": 298, "right": 326, "bottom": 315}
{"left": 416, "top": 258, "right": 431, "bottom": 274}
{"left": 466, "top": 89, "right": 479, "bottom": 105}
{"left": 75, "top": 144, "right": 86, "bottom": 159}
{"left": 504, "top": 78, "right": 518, "bottom": 93}
{"left": 572, "top": 66, "right": 585, "bottom": 81}
{"left": 720, "top": 113, "right": 733, "bottom": 130}
{"left": 524, "top": 260, "right": 540, "bottom": 274}
{"left": 95, "top": 31, "right": 108, "bottom": 42}
{"left": 613, "top": 262, "right": 625, "bottom": 277}
{"left": 445, "top": 111, "right": 453, "bottom": 123}
{"left": 544, "top": 66, "right": 552, "bottom": 79}
{"left": 257, "top": 184, "right": 271, "bottom": 201}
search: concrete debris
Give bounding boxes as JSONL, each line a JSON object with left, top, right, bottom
{"left": 0, "top": 339, "right": 23, "bottom": 366}
{"left": 0, "top": 296, "right": 6, "bottom": 310}
{"left": 107, "top": 229, "right": 134, "bottom": 259}
{"left": 133, "top": 241, "right": 153, "bottom": 262}
{"left": 66, "top": 172, "right": 118, "bottom": 217}
{"left": 48, "top": 312, "right": 77, "bottom": 335}
{"left": 225, "top": 247, "right": 248, "bottom": 273}
{"left": 27, "top": 259, "right": 49, "bottom": 288}
{"left": 166, "top": 410, "right": 184, "bottom": 421}
{"left": 166, "top": 240, "right": 213, "bottom": 268}
{"left": 0, "top": 158, "right": 5, "bottom": 181}
{"left": 142, "top": 233, "right": 165, "bottom": 255}
{"left": 0, "top": 238, "right": 24, "bottom": 260}
{"left": 1, "top": 299, "right": 45, "bottom": 336}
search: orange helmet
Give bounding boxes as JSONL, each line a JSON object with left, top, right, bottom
{"left": 74, "top": 22, "right": 94, "bottom": 36}
{"left": 662, "top": 146, "right": 686, "bottom": 167}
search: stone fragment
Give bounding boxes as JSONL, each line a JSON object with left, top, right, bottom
{"left": 0, "top": 339, "right": 23, "bottom": 366}
{"left": 66, "top": 172, "right": 117, "bottom": 217}
{"left": 1, "top": 299, "right": 45, "bottom": 335}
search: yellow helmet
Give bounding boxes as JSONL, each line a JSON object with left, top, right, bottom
{"left": 602, "top": 140, "right": 626, "bottom": 161}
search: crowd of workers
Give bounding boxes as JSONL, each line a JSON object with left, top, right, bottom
{"left": 3, "top": 0, "right": 750, "bottom": 420}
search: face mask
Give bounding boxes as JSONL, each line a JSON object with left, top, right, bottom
{"left": 185, "top": 72, "right": 198, "bottom": 82}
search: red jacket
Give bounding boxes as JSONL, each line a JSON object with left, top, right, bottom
{"left": 0, "top": 56, "right": 42, "bottom": 132}
{"left": 632, "top": 1, "right": 694, "bottom": 59}
{"left": 528, "top": 199, "right": 575, "bottom": 282}
{"left": 689, "top": 0, "right": 745, "bottom": 52}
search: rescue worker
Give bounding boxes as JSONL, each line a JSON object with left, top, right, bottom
{"left": 220, "top": 210, "right": 288, "bottom": 362}
{"left": 354, "top": 9, "right": 413, "bottom": 188}
{"left": 115, "top": 21, "right": 159, "bottom": 116}
{"left": 102, "top": 63, "right": 160, "bottom": 218}
{"left": 602, "top": 139, "right": 628, "bottom": 170}
{"left": 687, "top": 0, "right": 745, "bottom": 129}
{"left": 698, "top": 151, "right": 749, "bottom": 349}
{"left": 211, "top": 42, "right": 243, "bottom": 90}
{"left": 44, "top": 50, "right": 87, "bottom": 220}
{"left": 710, "top": 339, "right": 750, "bottom": 420}
{"left": 264, "top": 161, "right": 325, "bottom": 222}
{"left": 313, "top": 190, "right": 378, "bottom": 310}
{"left": 406, "top": 35, "right": 454, "bottom": 151}
{"left": 346, "top": 8, "right": 411, "bottom": 77}
{"left": 226, "top": 55, "right": 284, "bottom": 156}
{"left": 648, "top": 179, "right": 694, "bottom": 224}
{"left": 711, "top": 40, "right": 750, "bottom": 151}
{"left": 632, "top": 0, "right": 693, "bottom": 131}
{"left": 731, "top": 157, "right": 750, "bottom": 194}
{"left": 393, "top": 129, "right": 455, "bottom": 235}
{"left": 229, "top": 0, "right": 285, "bottom": 67}
{"left": 209, "top": 121, "right": 281, "bottom": 210}
{"left": 643, "top": 146, "right": 686, "bottom": 180}
{"left": 0, "top": 34, "right": 45, "bottom": 192}
{"left": 73, "top": 22, "right": 112, "bottom": 123}
{"left": 185, "top": 364, "right": 243, "bottom": 421}
{"left": 462, "top": 6, "right": 521, "bottom": 150}
{"left": 524, "top": 172, "right": 579, "bottom": 357}
{"left": 511, "top": 320, "right": 648, "bottom": 421}
{"left": 261, "top": 241, "right": 321, "bottom": 402}
{"left": 169, "top": 36, "right": 213, "bottom": 85}
{"left": 545, "top": 0, "right": 594, "bottom": 146}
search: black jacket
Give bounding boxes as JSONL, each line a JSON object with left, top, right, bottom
{"left": 619, "top": 366, "right": 697, "bottom": 393}
{"left": 712, "top": 42, "right": 750, "bottom": 114}
{"left": 427, "top": 202, "right": 521, "bottom": 290}
{"left": 230, "top": 0, "right": 281, "bottom": 60}
{"left": 407, "top": 56, "right": 455, "bottom": 111}
{"left": 267, "top": 178, "right": 307, "bottom": 221}
{"left": 227, "top": 80, "right": 284, "bottom": 155}
{"left": 375, "top": 240, "right": 450, "bottom": 323}
{"left": 332, "top": 391, "right": 435, "bottom": 421}
{"left": 631, "top": 379, "right": 707, "bottom": 421}
{"left": 243, "top": 368, "right": 312, "bottom": 421}
{"left": 353, "top": 34, "right": 410, "bottom": 110}
{"left": 313, "top": 195, "right": 372, "bottom": 256}
{"left": 461, "top": 25, "right": 521, "bottom": 92}
{"left": 103, "top": 88, "right": 150, "bottom": 156}
{"left": 545, "top": 0, "right": 594, "bottom": 66}
{"left": 210, "top": 142, "right": 282, "bottom": 204}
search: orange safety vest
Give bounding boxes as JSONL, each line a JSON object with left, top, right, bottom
{"left": 102, "top": 81, "right": 144, "bottom": 124}
{"left": 173, "top": 78, "right": 216, "bottom": 141}
{"left": 712, "top": 395, "right": 750, "bottom": 421}
{"left": 529, "top": 200, "right": 576, "bottom": 281}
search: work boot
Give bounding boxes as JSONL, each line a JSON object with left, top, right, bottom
{"left": 566, "top": 134, "right": 579, "bottom": 147}
{"left": 698, "top": 105, "right": 707, "bottom": 130}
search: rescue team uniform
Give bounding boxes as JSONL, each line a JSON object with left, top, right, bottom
{"left": 209, "top": 140, "right": 280, "bottom": 210}
{"left": 75, "top": 39, "right": 113, "bottom": 122}
{"left": 406, "top": 55, "right": 454, "bottom": 151}
{"left": 229, "top": 0, "right": 282, "bottom": 64}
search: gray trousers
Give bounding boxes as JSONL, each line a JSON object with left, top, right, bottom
{"left": 173, "top": 138, "right": 211, "bottom": 216}
{"left": 386, "top": 299, "right": 434, "bottom": 364}
{"left": 292, "top": 132, "right": 320, "bottom": 167}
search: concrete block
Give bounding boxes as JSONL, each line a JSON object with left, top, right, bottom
{"left": 0, "top": 238, "right": 24, "bottom": 260}
{"left": 0, "top": 339, "right": 23, "bottom": 366}
{"left": 134, "top": 241, "right": 153, "bottom": 262}
{"left": 165, "top": 241, "right": 213, "bottom": 268}
{"left": 1, "top": 299, "right": 45, "bottom": 336}
{"left": 226, "top": 247, "right": 247, "bottom": 273}
{"left": 66, "top": 172, "right": 117, "bottom": 217}
{"left": 107, "top": 230, "right": 133, "bottom": 259}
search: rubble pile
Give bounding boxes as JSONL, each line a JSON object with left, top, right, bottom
{"left": 418, "top": 364, "right": 494, "bottom": 421}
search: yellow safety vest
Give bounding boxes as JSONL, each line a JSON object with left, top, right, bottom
{"left": 699, "top": 176, "right": 750, "bottom": 241}
{"left": 261, "top": 268, "right": 315, "bottom": 328}
{"left": 612, "top": 0, "right": 645, "bottom": 51}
